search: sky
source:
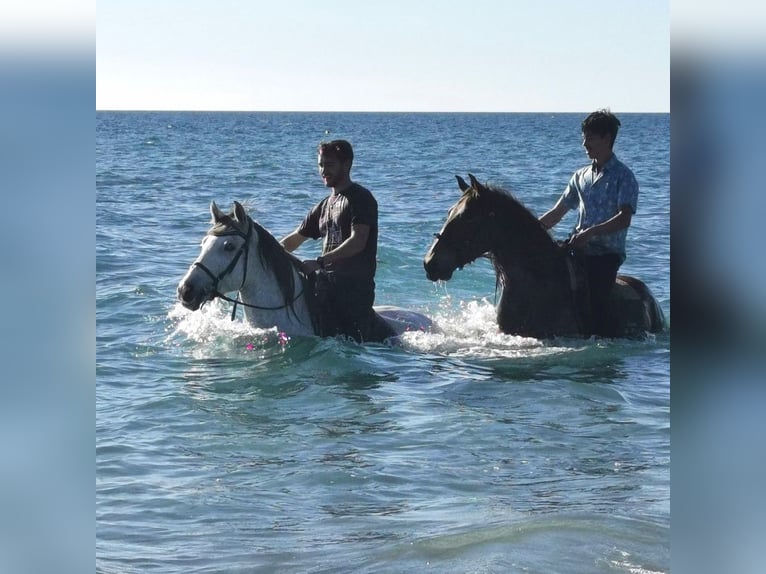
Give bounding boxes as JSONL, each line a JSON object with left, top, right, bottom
{"left": 97, "top": 0, "right": 670, "bottom": 113}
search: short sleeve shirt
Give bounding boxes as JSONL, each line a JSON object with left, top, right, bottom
{"left": 561, "top": 154, "right": 638, "bottom": 259}
{"left": 297, "top": 182, "right": 378, "bottom": 279}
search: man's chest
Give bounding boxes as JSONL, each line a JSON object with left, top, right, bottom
{"left": 320, "top": 196, "right": 350, "bottom": 231}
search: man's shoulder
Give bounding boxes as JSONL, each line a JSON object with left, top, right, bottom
{"left": 345, "top": 182, "right": 376, "bottom": 203}
{"left": 309, "top": 195, "right": 331, "bottom": 212}
{"left": 574, "top": 159, "right": 599, "bottom": 175}
{"left": 570, "top": 163, "right": 593, "bottom": 183}
{"left": 607, "top": 155, "right": 635, "bottom": 176}
{"left": 347, "top": 182, "right": 373, "bottom": 195}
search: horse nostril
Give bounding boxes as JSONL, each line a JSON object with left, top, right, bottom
{"left": 178, "top": 283, "right": 192, "bottom": 302}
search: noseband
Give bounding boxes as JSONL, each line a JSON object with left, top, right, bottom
{"left": 432, "top": 233, "right": 465, "bottom": 270}
{"left": 431, "top": 229, "right": 481, "bottom": 270}
{"left": 193, "top": 219, "right": 304, "bottom": 320}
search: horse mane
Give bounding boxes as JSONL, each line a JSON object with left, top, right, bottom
{"left": 460, "top": 183, "right": 563, "bottom": 289}
{"left": 467, "top": 184, "right": 558, "bottom": 251}
{"left": 210, "top": 212, "right": 304, "bottom": 319}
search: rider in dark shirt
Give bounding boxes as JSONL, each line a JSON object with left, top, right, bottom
{"left": 281, "top": 140, "right": 393, "bottom": 342}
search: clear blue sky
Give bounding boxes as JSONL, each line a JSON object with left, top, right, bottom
{"left": 97, "top": 0, "right": 669, "bottom": 112}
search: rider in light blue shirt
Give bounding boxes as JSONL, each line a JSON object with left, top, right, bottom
{"left": 539, "top": 109, "right": 639, "bottom": 336}
{"left": 561, "top": 153, "right": 639, "bottom": 263}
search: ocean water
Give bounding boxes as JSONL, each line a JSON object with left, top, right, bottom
{"left": 97, "top": 112, "right": 670, "bottom": 573}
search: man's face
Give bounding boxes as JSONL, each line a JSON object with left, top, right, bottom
{"left": 582, "top": 131, "right": 611, "bottom": 161}
{"left": 317, "top": 152, "right": 346, "bottom": 188}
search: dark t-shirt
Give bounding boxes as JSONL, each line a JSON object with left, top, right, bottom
{"left": 297, "top": 182, "right": 378, "bottom": 280}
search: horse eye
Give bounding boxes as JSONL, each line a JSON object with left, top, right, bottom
{"left": 223, "top": 240, "right": 235, "bottom": 252}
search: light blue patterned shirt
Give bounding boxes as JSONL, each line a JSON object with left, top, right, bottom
{"left": 561, "top": 154, "right": 638, "bottom": 260}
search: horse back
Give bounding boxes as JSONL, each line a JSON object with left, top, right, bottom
{"left": 610, "top": 275, "right": 666, "bottom": 335}
{"left": 375, "top": 306, "right": 434, "bottom": 336}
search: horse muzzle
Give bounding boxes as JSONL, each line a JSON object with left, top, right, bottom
{"left": 177, "top": 279, "right": 214, "bottom": 311}
{"left": 423, "top": 252, "right": 455, "bottom": 282}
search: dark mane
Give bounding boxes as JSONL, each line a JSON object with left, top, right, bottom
{"left": 252, "top": 221, "right": 300, "bottom": 310}
{"left": 466, "top": 184, "right": 557, "bottom": 249}
{"left": 461, "top": 183, "right": 563, "bottom": 287}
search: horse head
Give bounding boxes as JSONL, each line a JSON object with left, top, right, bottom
{"left": 177, "top": 201, "right": 254, "bottom": 310}
{"left": 424, "top": 174, "right": 497, "bottom": 281}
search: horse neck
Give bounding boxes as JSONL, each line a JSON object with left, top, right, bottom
{"left": 488, "top": 206, "right": 566, "bottom": 288}
{"left": 238, "top": 226, "right": 314, "bottom": 335}
{"left": 489, "top": 218, "right": 580, "bottom": 336}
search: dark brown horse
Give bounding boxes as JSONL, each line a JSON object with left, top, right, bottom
{"left": 423, "top": 174, "right": 665, "bottom": 339}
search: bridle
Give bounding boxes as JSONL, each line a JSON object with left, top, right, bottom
{"left": 431, "top": 212, "right": 498, "bottom": 301}
{"left": 431, "top": 212, "right": 492, "bottom": 271}
{"left": 192, "top": 219, "right": 304, "bottom": 320}
{"left": 431, "top": 232, "right": 469, "bottom": 271}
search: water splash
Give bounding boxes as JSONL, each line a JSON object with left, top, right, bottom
{"left": 165, "top": 300, "right": 287, "bottom": 358}
{"left": 167, "top": 296, "right": 587, "bottom": 361}
{"left": 400, "top": 297, "right": 577, "bottom": 359}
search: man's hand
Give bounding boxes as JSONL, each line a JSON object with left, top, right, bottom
{"left": 567, "top": 228, "right": 593, "bottom": 248}
{"left": 302, "top": 259, "right": 322, "bottom": 274}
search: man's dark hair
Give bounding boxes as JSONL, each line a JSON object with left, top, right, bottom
{"left": 582, "top": 109, "right": 621, "bottom": 147}
{"left": 318, "top": 139, "right": 354, "bottom": 166}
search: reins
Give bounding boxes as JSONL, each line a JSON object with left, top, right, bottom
{"left": 194, "top": 218, "right": 305, "bottom": 320}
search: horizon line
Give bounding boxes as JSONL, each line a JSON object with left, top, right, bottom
{"left": 96, "top": 108, "right": 670, "bottom": 114}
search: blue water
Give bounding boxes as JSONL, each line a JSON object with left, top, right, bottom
{"left": 97, "top": 112, "right": 670, "bottom": 573}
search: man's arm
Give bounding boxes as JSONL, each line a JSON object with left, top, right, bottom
{"left": 324, "top": 223, "right": 369, "bottom": 262}
{"left": 568, "top": 206, "right": 633, "bottom": 247}
{"left": 302, "top": 224, "right": 370, "bottom": 273}
{"left": 280, "top": 230, "right": 308, "bottom": 253}
{"left": 539, "top": 198, "right": 570, "bottom": 230}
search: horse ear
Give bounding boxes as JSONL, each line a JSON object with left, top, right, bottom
{"left": 232, "top": 201, "right": 247, "bottom": 223}
{"left": 468, "top": 173, "right": 482, "bottom": 190}
{"left": 456, "top": 175, "right": 469, "bottom": 192}
{"left": 210, "top": 201, "right": 225, "bottom": 222}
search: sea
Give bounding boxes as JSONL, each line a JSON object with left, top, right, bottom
{"left": 96, "top": 111, "right": 670, "bottom": 573}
